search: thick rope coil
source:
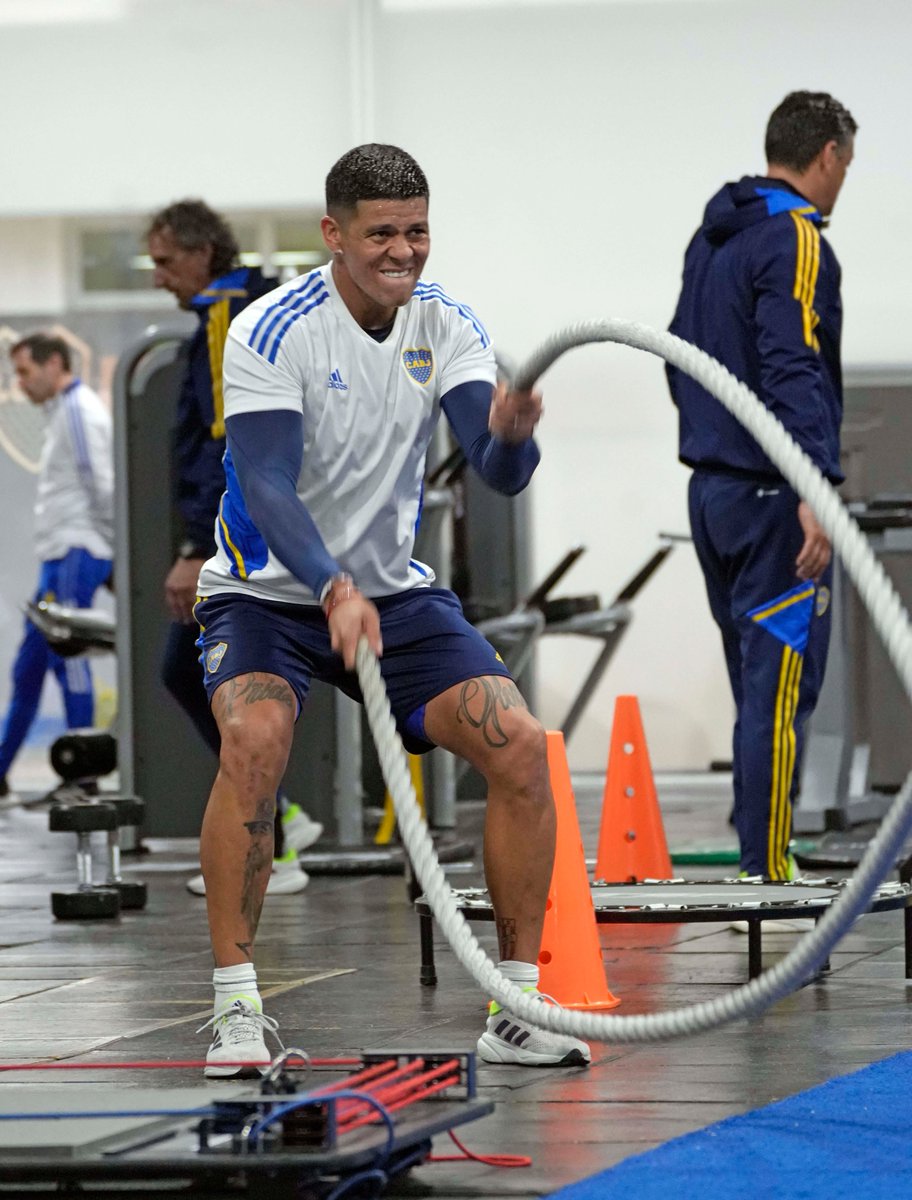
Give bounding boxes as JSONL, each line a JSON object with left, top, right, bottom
{"left": 356, "top": 320, "right": 912, "bottom": 1043}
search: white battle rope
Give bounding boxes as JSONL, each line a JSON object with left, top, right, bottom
{"left": 356, "top": 319, "right": 912, "bottom": 1044}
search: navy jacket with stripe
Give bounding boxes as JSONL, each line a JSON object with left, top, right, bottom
{"left": 667, "top": 176, "right": 844, "bottom": 484}
{"left": 172, "top": 265, "right": 276, "bottom": 553}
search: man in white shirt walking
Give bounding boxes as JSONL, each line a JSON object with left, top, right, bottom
{"left": 0, "top": 334, "right": 113, "bottom": 798}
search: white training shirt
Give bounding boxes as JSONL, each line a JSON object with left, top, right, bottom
{"left": 34, "top": 379, "right": 114, "bottom": 562}
{"left": 197, "top": 263, "right": 497, "bottom": 604}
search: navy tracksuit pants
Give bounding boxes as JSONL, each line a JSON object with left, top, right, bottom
{"left": 688, "top": 472, "right": 832, "bottom": 879}
{"left": 0, "top": 548, "right": 112, "bottom": 782}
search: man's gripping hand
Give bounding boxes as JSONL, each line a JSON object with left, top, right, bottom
{"left": 487, "top": 380, "right": 543, "bottom": 444}
{"left": 322, "top": 576, "right": 382, "bottom": 670}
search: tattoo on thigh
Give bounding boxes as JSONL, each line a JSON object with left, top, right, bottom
{"left": 213, "top": 675, "right": 294, "bottom": 724}
{"left": 239, "top": 677, "right": 295, "bottom": 709}
{"left": 212, "top": 677, "right": 240, "bottom": 723}
{"left": 455, "top": 678, "right": 526, "bottom": 748}
{"left": 496, "top": 917, "right": 518, "bottom": 961}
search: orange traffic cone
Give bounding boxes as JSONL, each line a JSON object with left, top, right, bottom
{"left": 595, "top": 695, "right": 672, "bottom": 883}
{"left": 537, "top": 731, "right": 621, "bottom": 1010}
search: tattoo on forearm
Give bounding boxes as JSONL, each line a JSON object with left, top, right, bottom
{"left": 496, "top": 917, "right": 518, "bottom": 961}
{"left": 455, "top": 678, "right": 526, "bottom": 748}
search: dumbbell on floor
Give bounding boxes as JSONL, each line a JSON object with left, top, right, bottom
{"left": 48, "top": 802, "right": 122, "bottom": 920}
{"left": 103, "top": 796, "right": 148, "bottom": 910}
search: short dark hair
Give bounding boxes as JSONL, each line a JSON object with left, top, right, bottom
{"left": 765, "top": 91, "right": 857, "bottom": 172}
{"left": 145, "top": 199, "right": 240, "bottom": 277}
{"left": 11, "top": 332, "right": 71, "bottom": 371}
{"left": 325, "top": 144, "right": 429, "bottom": 214}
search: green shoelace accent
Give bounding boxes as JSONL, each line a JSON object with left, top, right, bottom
{"left": 488, "top": 985, "right": 538, "bottom": 1016}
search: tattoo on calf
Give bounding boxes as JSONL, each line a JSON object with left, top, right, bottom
{"left": 456, "top": 678, "right": 527, "bottom": 748}
{"left": 235, "top": 941, "right": 253, "bottom": 961}
{"left": 243, "top": 797, "right": 275, "bottom": 838}
{"left": 240, "top": 797, "right": 273, "bottom": 939}
{"left": 496, "top": 917, "right": 519, "bottom": 961}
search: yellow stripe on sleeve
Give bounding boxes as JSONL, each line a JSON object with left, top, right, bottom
{"left": 789, "top": 212, "right": 821, "bottom": 351}
{"left": 206, "top": 299, "right": 230, "bottom": 439}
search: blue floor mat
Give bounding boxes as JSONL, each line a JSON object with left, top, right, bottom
{"left": 550, "top": 1050, "right": 912, "bottom": 1200}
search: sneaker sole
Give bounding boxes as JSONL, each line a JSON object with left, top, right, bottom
{"left": 476, "top": 1033, "right": 590, "bottom": 1067}
{"left": 204, "top": 1062, "right": 269, "bottom": 1080}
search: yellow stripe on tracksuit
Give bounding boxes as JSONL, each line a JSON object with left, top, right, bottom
{"left": 206, "top": 298, "right": 231, "bottom": 438}
{"left": 751, "top": 585, "right": 815, "bottom": 625}
{"left": 217, "top": 496, "right": 248, "bottom": 581}
{"left": 790, "top": 211, "right": 821, "bottom": 351}
{"left": 768, "top": 644, "right": 804, "bottom": 879}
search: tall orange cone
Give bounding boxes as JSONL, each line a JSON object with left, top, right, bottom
{"left": 595, "top": 695, "right": 672, "bottom": 883}
{"left": 537, "top": 731, "right": 621, "bottom": 1010}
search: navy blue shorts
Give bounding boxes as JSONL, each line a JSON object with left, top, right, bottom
{"left": 194, "top": 587, "right": 512, "bottom": 754}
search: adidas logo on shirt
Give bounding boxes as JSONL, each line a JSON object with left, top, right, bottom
{"left": 327, "top": 369, "right": 348, "bottom": 391}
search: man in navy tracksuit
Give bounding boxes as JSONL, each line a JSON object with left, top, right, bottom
{"left": 667, "top": 92, "right": 857, "bottom": 881}
{"left": 147, "top": 201, "right": 321, "bottom": 894}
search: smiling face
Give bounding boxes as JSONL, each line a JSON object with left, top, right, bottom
{"left": 321, "top": 196, "right": 430, "bottom": 329}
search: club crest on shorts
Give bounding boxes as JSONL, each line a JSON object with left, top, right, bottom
{"left": 206, "top": 642, "right": 228, "bottom": 674}
{"left": 402, "top": 347, "right": 434, "bottom": 385}
{"left": 816, "top": 586, "right": 831, "bottom": 617}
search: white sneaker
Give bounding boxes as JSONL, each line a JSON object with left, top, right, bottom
{"left": 730, "top": 917, "right": 817, "bottom": 933}
{"left": 199, "top": 1000, "right": 282, "bottom": 1079}
{"left": 281, "top": 803, "right": 323, "bottom": 854}
{"left": 186, "top": 853, "right": 309, "bottom": 897}
{"left": 477, "top": 990, "right": 591, "bottom": 1067}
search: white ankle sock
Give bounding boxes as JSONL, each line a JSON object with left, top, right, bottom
{"left": 213, "top": 964, "right": 262, "bottom": 1017}
{"left": 497, "top": 960, "right": 540, "bottom": 988}
{"left": 492, "top": 960, "right": 539, "bottom": 1012}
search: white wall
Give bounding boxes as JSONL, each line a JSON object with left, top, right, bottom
{"left": 0, "top": 220, "right": 66, "bottom": 312}
{"left": 0, "top": 0, "right": 909, "bottom": 769}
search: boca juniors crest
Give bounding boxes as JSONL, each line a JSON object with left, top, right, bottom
{"left": 402, "top": 347, "right": 434, "bottom": 385}
{"left": 206, "top": 642, "right": 228, "bottom": 674}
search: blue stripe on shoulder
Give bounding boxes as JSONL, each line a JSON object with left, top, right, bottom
{"left": 247, "top": 270, "right": 325, "bottom": 358}
{"left": 268, "top": 292, "right": 330, "bottom": 364}
{"left": 414, "top": 282, "right": 491, "bottom": 348}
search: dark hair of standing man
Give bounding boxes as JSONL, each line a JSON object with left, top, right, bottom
{"left": 145, "top": 199, "right": 240, "bottom": 279}
{"left": 765, "top": 91, "right": 858, "bottom": 172}
{"left": 325, "top": 144, "right": 429, "bottom": 215}
{"left": 11, "top": 333, "right": 72, "bottom": 372}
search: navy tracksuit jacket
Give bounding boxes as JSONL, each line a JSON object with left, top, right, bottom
{"left": 667, "top": 176, "right": 844, "bottom": 878}
{"left": 172, "top": 266, "right": 275, "bottom": 557}
{"left": 163, "top": 266, "right": 277, "bottom": 763}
